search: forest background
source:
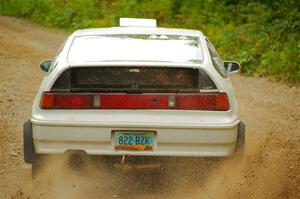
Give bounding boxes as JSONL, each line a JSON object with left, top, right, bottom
{"left": 0, "top": 0, "right": 299, "bottom": 84}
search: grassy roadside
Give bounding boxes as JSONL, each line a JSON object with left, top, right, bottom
{"left": 0, "top": 0, "right": 299, "bottom": 84}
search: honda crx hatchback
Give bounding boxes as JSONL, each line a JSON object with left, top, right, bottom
{"left": 23, "top": 18, "right": 245, "bottom": 175}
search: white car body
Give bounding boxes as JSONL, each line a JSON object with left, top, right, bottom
{"left": 29, "top": 19, "right": 241, "bottom": 158}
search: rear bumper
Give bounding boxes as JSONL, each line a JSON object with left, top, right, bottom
{"left": 31, "top": 119, "right": 240, "bottom": 157}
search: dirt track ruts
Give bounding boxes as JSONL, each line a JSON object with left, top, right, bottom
{"left": 0, "top": 15, "right": 299, "bottom": 199}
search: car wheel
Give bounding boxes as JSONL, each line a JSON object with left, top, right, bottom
{"left": 68, "top": 152, "right": 88, "bottom": 171}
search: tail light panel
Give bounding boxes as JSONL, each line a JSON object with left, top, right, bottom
{"left": 40, "top": 93, "right": 90, "bottom": 109}
{"left": 40, "top": 92, "right": 230, "bottom": 111}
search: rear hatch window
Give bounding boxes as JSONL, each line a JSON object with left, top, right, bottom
{"left": 52, "top": 67, "right": 216, "bottom": 93}
{"left": 68, "top": 35, "right": 203, "bottom": 64}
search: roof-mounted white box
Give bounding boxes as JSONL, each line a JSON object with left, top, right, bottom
{"left": 119, "top": 18, "right": 157, "bottom": 27}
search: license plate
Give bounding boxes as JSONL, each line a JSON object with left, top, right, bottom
{"left": 114, "top": 131, "right": 154, "bottom": 151}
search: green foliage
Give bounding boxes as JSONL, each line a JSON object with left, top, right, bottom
{"left": 0, "top": 0, "right": 299, "bottom": 83}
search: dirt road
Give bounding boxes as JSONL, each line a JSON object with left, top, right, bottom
{"left": 0, "top": 15, "right": 299, "bottom": 199}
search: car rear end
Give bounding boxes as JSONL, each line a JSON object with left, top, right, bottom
{"left": 26, "top": 28, "right": 241, "bottom": 166}
{"left": 32, "top": 65, "right": 239, "bottom": 158}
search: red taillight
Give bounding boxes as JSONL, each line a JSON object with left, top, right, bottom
{"left": 177, "top": 93, "right": 229, "bottom": 111}
{"left": 40, "top": 92, "right": 230, "bottom": 111}
{"left": 40, "top": 92, "right": 54, "bottom": 109}
{"left": 40, "top": 93, "right": 90, "bottom": 109}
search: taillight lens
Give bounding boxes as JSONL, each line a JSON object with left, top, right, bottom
{"left": 40, "top": 93, "right": 90, "bottom": 109}
{"left": 40, "top": 92, "right": 230, "bottom": 111}
{"left": 177, "top": 93, "right": 229, "bottom": 111}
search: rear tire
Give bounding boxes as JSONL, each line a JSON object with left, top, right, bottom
{"left": 68, "top": 152, "right": 89, "bottom": 173}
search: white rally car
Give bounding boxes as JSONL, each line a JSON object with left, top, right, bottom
{"left": 23, "top": 18, "right": 245, "bottom": 174}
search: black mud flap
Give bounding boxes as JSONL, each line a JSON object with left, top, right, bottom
{"left": 23, "top": 120, "right": 35, "bottom": 163}
{"left": 236, "top": 121, "right": 245, "bottom": 154}
{"left": 238, "top": 121, "right": 245, "bottom": 144}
